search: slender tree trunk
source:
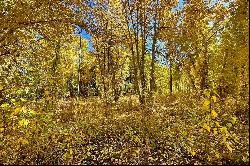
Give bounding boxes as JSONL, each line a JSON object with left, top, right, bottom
{"left": 124, "top": 7, "right": 140, "bottom": 96}
{"left": 123, "top": 1, "right": 140, "bottom": 97}
{"left": 140, "top": 5, "right": 147, "bottom": 105}
{"left": 169, "top": 57, "right": 173, "bottom": 95}
{"left": 186, "top": 67, "right": 196, "bottom": 92}
{"left": 187, "top": 55, "right": 197, "bottom": 91}
{"left": 102, "top": 45, "right": 108, "bottom": 103}
{"left": 132, "top": 6, "right": 144, "bottom": 104}
{"left": 166, "top": 42, "right": 173, "bottom": 95}
{"left": 200, "top": 43, "right": 209, "bottom": 92}
{"left": 150, "top": 0, "right": 159, "bottom": 97}
{"left": 150, "top": 17, "right": 157, "bottom": 96}
{"left": 77, "top": 35, "right": 82, "bottom": 99}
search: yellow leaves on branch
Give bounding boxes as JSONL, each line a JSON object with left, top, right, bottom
{"left": 202, "top": 123, "right": 211, "bottom": 132}
{"left": 231, "top": 116, "right": 237, "bottom": 124}
{"left": 215, "top": 151, "right": 220, "bottom": 159}
{"left": 18, "top": 119, "right": 30, "bottom": 127}
{"left": 220, "top": 127, "right": 228, "bottom": 134}
{"left": 203, "top": 99, "right": 210, "bottom": 110}
{"left": 219, "top": 126, "right": 234, "bottom": 153}
{"left": 212, "top": 96, "right": 217, "bottom": 103}
{"left": 0, "top": 103, "right": 9, "bottom": 108}
{"left": 211, "top": 110, "right": 218, "bottom": 119}
{"left": 204, "top": 90, "right": 210, "bottom": 98}
{"left": 11, "top": 106, "right": 27, "bottom": 116}
{"left": 221, "top": 136, "right": 227, "bottom": 144}
{"left": 213, "top": 128, "right": 217, "bottom": 135}
{"left": 187, "top": 147, "right": 196, "bottom": 156}
{"left": 225, "top": 142, "right": 233, "bottom": 153}
{"left": 215, "top": 122, "right": 220, "bottom": 127}
{"left": 19, "top": 137, "right": 29, "bottom": 145}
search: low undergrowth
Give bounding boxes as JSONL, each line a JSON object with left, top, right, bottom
{"left": 0, "top": 94, "right": 248, "bottom": 165}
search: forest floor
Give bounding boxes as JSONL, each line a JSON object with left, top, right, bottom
{"left": 0, "top": 94, "right": 249, "bottom": 165}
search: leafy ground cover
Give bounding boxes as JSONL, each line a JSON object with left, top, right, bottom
{"left": 0, "top": 94, "right": 248, "bottom": 165}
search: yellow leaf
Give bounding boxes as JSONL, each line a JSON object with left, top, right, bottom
{"left": 222, "top": 113, "right": 228, "bottom": 116}
{"left": 221, "top": 136, "right": 227, "bottom": 144}
{"left": 21, "top": 106, "right": 27, "bottom": 113}
{"left": 215, "top": 152, "right": 220, "bottom": 159}
{"left": 226, "top": 142, "right": 233, "bottom": 153}
{"left": 213, "top": 128, "right": 217, "bottom": 135}
{"left": 203, "top": 123, "right": 211, "bottom": 132}
{"left": 20, "top": 98, "right": 26, "bottom": 102}
{"left": 69, "top": 148, "right": 73, "bottom": 155}
{"left": 1, "top": 103, "right": 9, "bottom": 108}
{"left": 29, "top": 110, "right": 37, "bottom": 115}
{"left": 18, "top": 119, "right": 30, "bottom": 127}
{"left": 12, "top": 107, "right": 21, "bottom": 116}
{"left": 45, "top": 91, "right": 50, "bottom": 95}
{"left": 191, "top": 151, "right": 196, "bottom": 156}
{"left": 211, "top": 110, "right": 218, "bottom": 119}
{"left": 0, "top": 128, "right": 4, "bottom": 133}
{"left": 0, "top": 85, "right": 3, "bottom": 91}
{"left": 181, "top": 130, "right": 187, "bottom": 136}
{"left": 134, "top": 136, "right": 140, "bottom": 143}
{"left": 242, "top": 156, "right": 247, "bottom": 162}
{"left": 212, "top": 96, "right": 216, "bottom": 102}
{"left": 226, "top": 123, "right": 232, "bottom": 129}
{"left": 220, "top": 127, "right": 227, "bottom": 134}
{"left": 215, "top": 122, "right": 220, "bottom": 127}
{"left": 204, "top": 90, "right": 210, "bottom": 98}
{"left": 19, "top": 138, "right": 29, "bottom": 145}
{"left": 231, "top": 116, "right": 237, "bottom": 124}
{"left": 203, "top": 100, "right": 210, "bottom": 110}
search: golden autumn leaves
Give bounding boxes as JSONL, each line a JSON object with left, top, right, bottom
{"left": 201, "top": 90, "right": 238, "bottom": 154}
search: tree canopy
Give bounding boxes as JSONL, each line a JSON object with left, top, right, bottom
{"left": 0, "top": 0, "right": 249, "bottom": 164}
